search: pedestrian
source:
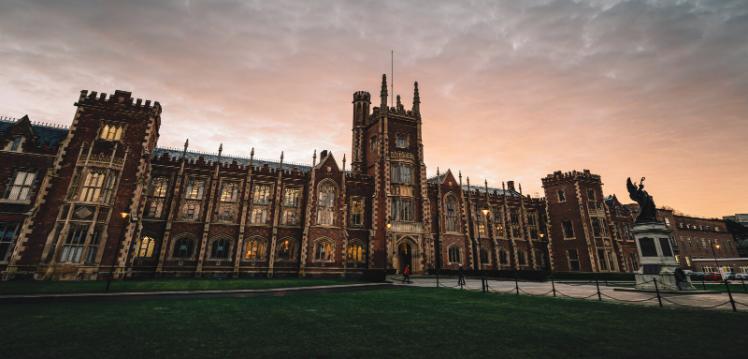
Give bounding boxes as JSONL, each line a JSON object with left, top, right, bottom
{"left": 403, "top": 264, "right": 411, "bottom": 284}
{"left": 674, "top": 267, "right": 688, "bottom": 291}
{"left": 458, "top": 265, "right": 466, "bottom": 288}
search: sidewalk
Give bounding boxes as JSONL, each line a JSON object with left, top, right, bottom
{"left": 390, "top": 275, "right": 748, "bottom": 312}
{"left": 0, "top": 282, "right": 393, "bottom": 303}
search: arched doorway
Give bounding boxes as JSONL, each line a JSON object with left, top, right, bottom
{"left": 398, "top": 242, "right": 412, "bottom": 272}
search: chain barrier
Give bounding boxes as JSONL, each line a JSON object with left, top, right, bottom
{"left": 600, "top": 292, "right": 657, "bottom": 303}
{"left": 660, "top": 296, "right": 731, "bottom": 309}
{"left": 555, "top": 290, "right": 599, "bottom": 300}
{"left": 518, "top": 287, "right": 554, "bottom": 296}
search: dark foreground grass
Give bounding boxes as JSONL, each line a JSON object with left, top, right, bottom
{"left": 1, "top": 287, "right": 745, "bottom": 359}
{"left": 0, "top": 277, "right": 352, "bottom": 295}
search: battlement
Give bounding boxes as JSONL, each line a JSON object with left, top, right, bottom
{"left": 541, "top": 169, "right": 601, "bottom": 185}
{"left": 0, "top": 115, "right": 69, "bottom": 129}
{"left": 353, "top": 91, "right": 371, "bottom": 103}
{"left": 77, "top": 89, "right": 162, "bottom": 115}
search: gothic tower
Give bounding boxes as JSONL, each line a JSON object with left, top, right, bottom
{"left": 352, "top": 75, "right": 433, "bottom": 274}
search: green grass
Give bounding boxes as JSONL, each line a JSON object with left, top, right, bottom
{"left": 692, "top": 282, "right": 748, "bottom": 293}
{"left": 1, "top": 287, "right": 745, "bottom": 358}
{"left": 0, "top": 277, "right": 354, "bottom": 295}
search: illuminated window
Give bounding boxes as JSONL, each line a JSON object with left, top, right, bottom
{"left": 220, "top": 181, "right": 240, "bottom": 202}
{"left": 252, "top": 184, "right": 272, "bottom": 204}
{"left": 244, "top": 238, "right": 266, "bottom": 261}
{"left": 276, "top": 238, "right": 297, "bottom": 261}
{"left": 137, "top": 236, "right": 156, "bottom": 257}
{"left": 99, "top": 122, "right": 124, "bottom": 141}
{"left": 184, "top": 177, "right": 205, "bottom": 199}
{"left": 251, "top": 183, "right": 273, "bottom": 225}
{"left": 216, "top": 181, "right": 240, "bottom": 223}
{"left": 210, "top": 238, "right": 230, "bottom": 259}
{"left": 172, "top": 237, "right": 195, "bottom": 258}
{"left": 313, "top": 238, "right": 335, "bottom": 262}
{"left": 350, "top": 197, "right": 364, "bottom": 226}
{"left": 0, "top": 222, "right": 19, "bottom": 262}
{"left": 476, "top": 209, "right": 487, "bottom": 238}
{"left": 445, "top": 195, "right": 460, "bottom": 232}
{"left": 5, "top": 170, "right": 36, "bottom": 201}
{"left": 79, "top": 170, "right": 114, "bottom": 203}
{"left": 347, "top": 241, "right": 365, "bottom": 264}
{"left": 316, "top": 181, "right": 336, "bottom": 225}
{"left": 448, "top": 246, "right": 462, "bottom": 264}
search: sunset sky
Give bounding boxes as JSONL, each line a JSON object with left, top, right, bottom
{"left": 0, "top": 0, "right": 746, "bottom": 218}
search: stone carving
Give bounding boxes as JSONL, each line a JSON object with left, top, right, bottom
{"left": 626, "top": 177, "right": 657, "bottom": 223}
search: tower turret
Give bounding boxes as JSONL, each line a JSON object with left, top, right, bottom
{"left": 380, "top": 74, "right": 388, "bottom": 110}
{"left": 351, "top": 91, "right": 370, "bottom": 174}
{"left": 412, "top": 81, "right": 420, "bottom": 115}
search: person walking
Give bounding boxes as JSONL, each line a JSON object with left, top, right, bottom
{"left": 458, "top": 265, "right": 466, "bottom": 288}
{"left": 402, "top": 264, "right": 411, "bottom": 284}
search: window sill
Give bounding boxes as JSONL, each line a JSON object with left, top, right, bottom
{"left": 0, "top": 199, "right": 32, "bottom": 205}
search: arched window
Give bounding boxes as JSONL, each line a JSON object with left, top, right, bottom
{"left": 314, "top": 238, "right": 335, "bottom": 262}
{"left": 211, "top": 238, "right": 230, "bottom": 259}
{"left": 347, "top": 241, "right": 365, "bottom": 264}
{"left": 137, "top": 236, "right": 156, "bottom": 257}
{"left": 244, "top": 238, "right": 266, "bottom": 261}
{"left": 316, "top": 181, "right": 336, "bottom": 225}
{"left": 448, "top": 246, "right": 462, "bottom": 264}
{"left": 276, "top": 238, "right": 297, "bottom": 261}
{"left": 445, "top": 195, "right": 459, "bottom": 232}
{"left": 172, "top": 237, "right": 195, "bottom": 258}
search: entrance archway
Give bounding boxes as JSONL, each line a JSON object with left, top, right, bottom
{"left": 398, "top": 242, "right": 413, "bottom": 272}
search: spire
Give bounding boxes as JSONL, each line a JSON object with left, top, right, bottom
{"left": 312, "top": 149, "right": 317, "bottom": 166}
{"left": 249, "top": 146, "right": 255, "bottom": 166}
{"left": 380, "top": 74, "right": 388, "bottom": 109}
{"left": 412, "top": 81, "right": 420, "bottom": 114}
{"left": 396, "top": 95, "right": 402, "bottom": 111}
{"left": 218, "top": 143, "right": 223, "bottom": 159}
{"left": 182, "top": 138, "right": 189, "bottom": 158}
{"left": 280, "top": 151, "right": 284, "bottom": 164}
{"left": 342, "top": 153, "right": 346, "bottom": 172}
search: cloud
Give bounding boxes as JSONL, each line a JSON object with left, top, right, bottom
{"left": 0, "top": 0, "right": 746, "bottom": 217}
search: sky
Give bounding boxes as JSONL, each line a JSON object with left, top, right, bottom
{"left": 0, "top": 0, "right": 746, "bottom": 218}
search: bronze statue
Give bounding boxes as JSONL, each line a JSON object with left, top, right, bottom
{"left": 627, "top": 177, "right": 658, "bottom": 223}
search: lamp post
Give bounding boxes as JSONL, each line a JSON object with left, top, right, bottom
{"left": 106, "top": 211, "right": 130, "bottom": 292}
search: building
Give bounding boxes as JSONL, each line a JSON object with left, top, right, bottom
{"left": 541, "top": 170, "right": 623, "bottom": 273}
{"left": 0, "top": 75, "right": 555, "bottom": 280}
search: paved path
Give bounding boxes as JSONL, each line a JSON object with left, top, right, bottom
{"left": 390, "top": 276, "right": 748, "bottom": 312}
{"left": 0, "top": 282, "right": 393, "bottom": 303}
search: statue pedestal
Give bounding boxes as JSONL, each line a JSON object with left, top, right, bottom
{"left": 632, "top": 222, "right": 693, "bottom": 291}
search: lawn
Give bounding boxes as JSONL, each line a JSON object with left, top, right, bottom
{"left": 0, "top": 277, "right": 353, "bottom": 295}
{"left": 1, "top": 287, "right": 745, "bottom": 358}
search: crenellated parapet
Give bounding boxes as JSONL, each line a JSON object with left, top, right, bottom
{"left": 76, "top": 89, "right": 162, "bottom": 116}
{"left": 542, "top": 169, "right": 602, "bottom": 186}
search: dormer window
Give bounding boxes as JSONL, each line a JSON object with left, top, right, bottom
{"left": 99, "top": 122, "right": 124, "bottom": 141}
{"left": 395, "top": 133, "right": 409, "bottom": 148}
{"left": 3, "top": 136, "right": 24, "bottom": 152}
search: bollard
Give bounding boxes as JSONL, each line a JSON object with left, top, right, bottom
{"left": 701, "top": 278, "right": 706, "bottom": 290}
{"left": 654, "top": 278, "right": 663, "bottom": 308}
{"left": 724, "top": 280, "right": 737, "bottom": 312}
{"left": 551, "top": 277, "right": 557, "bottom": 297}
{"left": 595, "top": 279, "right": 602, "bottom": 301}
{"left": 741, "top": 278, "right": 746, "bottom": 293}
{"left": 514, "top": 272, "right": 520, "bottom": 295}
{"left": 436, "top": 271, "right": 440, "bottom": 288}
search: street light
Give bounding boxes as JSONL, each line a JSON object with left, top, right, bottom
{"left": 106, "top": 211, "right": 130, "bottom": 292}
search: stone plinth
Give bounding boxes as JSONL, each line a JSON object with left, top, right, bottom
{"left": 632, "top": 222, "right": 693, "bottom": 291}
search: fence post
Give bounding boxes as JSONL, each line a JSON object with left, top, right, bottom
{"left": 481, "top": 277, "right": 486, "bottom": 293}
{"left": 436, "top": 271, "right": 440, "bottom": 288}
{"left": 459, "top": 277, "right": 464, "bottom": 290}
{"left": 724, "top": 280, "right": 737, "bottom": 312}
{"left": 654, "top": 278, "right": 663, "bottom": 308}
{"left": 741, "top": 278, "right": 746, "bottom": 293}
{"left": 595, "top": 279, "right": 602, "bottom": 301}
{"left": 551, "top": 276, "right": 557, "bottom": 297}
{"left": 514, "top": 271, "right": 520, "bottom": 295}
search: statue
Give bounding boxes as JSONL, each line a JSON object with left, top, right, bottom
{"left": 626, "top": 177, "right": 657, "bottom": 223}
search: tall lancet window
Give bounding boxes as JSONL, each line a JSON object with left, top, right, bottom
{"left": 445, "top": 195, "right": 460, "bottom": 233}
{"left": 316, "top": 181, "right": 336, "bottom": 225}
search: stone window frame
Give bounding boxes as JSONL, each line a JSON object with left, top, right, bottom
{"left": 562, "top": 220, "right": 575, "bottom": 239}
{"left": 281, "top": 186, "right": 303, "bottom": 226}
{"left": 3, "top": 169, "right": 37, "bottom": 203}
{"left": 346, "top": 239, "right": 366, "bottom": 264}
{"left": 136, "top": 235, "right": 157, "bottom": 258}
{"left": 444, "top": 193, "right": 461, "bottom": 234}
{"left": 0, "top": 222, "right": 20, "bottom": 263}
{"left": 249, "top": 181, "right": 274, "bottom": 225}
{"left": 276, "top": 237, "right": 298, "bottom": 262}
{"left": 145, "top": 177, "right": 169, "bottom": 218}
{"left": 312, "top": 237, "right": 336, "bottom": 263}
{"left": 567, "top": 249, "right": 580, "bottom": 271}
{"left": 98, "top": 120, "right": 127, "bottom": 142}
{"left": 557, "top": 189, "right": 566, "bottom": 203}
{"left": 315, "top": 179, "right": 337, "bottom": 226}
{"left": 170, "top": 234, "right": 198, "bottom": 260}
{"left": 209, "top": 237, "right": 232, "bottom": 260}
{"left": 243, "top": 236, "right": 267, "bottom": 262}
{"left": 394, "top": 132, "right": 410, "bottom": 149}
{"left": 479, "top": 247, "right": 491, "bottom": 265}
{"left": 447, "top": 245, "right": 463, "bottom": 265}
{"left": 2, "top": 135, "right": 25, "bottom": 152}
{"left": 349, "top": 196, "right": 364, "bottom": 227}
